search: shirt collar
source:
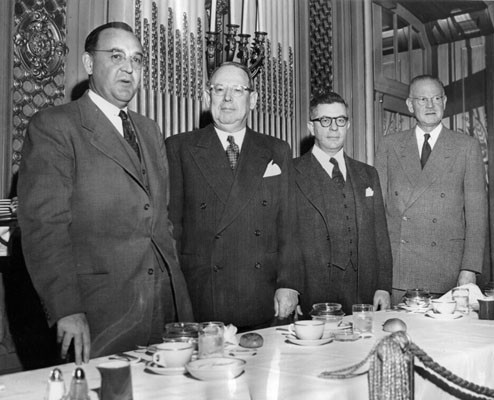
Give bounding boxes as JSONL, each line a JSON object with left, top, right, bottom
{"left": 88, "top": 89, "right": 126, "bottom": 119}
{"left": 312, "top": 145, "right": 346, "bottom": 179}
{"left": 215, "top": 127, "right": 246, "bottom": 151}
{"left": 415, "top": 123, "right": 443, "bottom": 148}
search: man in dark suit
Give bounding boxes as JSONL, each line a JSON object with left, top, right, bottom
{"left": 375, "top": 75, "right": 487, "bottom": 304}
{"left": 18, "top": 22, "right": 193, "bottom": 364}
{"left": 293, "top": 91, "right": 392, "bottom": 316}
{"left": 165, "top": 62, "right": 301, "bottom": 330}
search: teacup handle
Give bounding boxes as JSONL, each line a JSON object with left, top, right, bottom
{"left": 288, "top": 323, "right": 296, "bottom": 337}
{"left": 152, "top": 352, "right": 167, "bottom": 367}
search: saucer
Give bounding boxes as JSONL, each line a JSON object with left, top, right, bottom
{"left": 227, "top": 347, "right": 258, "bottom": 358}
{"left": 425, "top": 311, "right": 463, "bottom": 320}
{"left": 145, "top": 361, "right": 186, "bottom": 375}
{"left": 286, "top": 335, "right": 333, "bottom": 346}
{"left": 398, "top": 303, "right": 430, "bottom": 313}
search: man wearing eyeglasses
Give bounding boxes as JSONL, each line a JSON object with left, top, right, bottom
{"left": 18, "top": 22, "right": 193, "bottom": 364}
{"left": 165, "top": 62, "right": 301, "bottom": 331}
{"left": 293, "top": 91, "right": 392, "bottom": 316}
{"left": 375, "top": 75, "right": 487, "bottom": 305}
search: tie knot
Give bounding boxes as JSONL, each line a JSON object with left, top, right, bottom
{"left": 330, "top": 157, "right": 339, "bottom": 167}
{"left": 424, "top": 133, "right": 431, "bottom": 142}
{"left": 119, "top": 110, "right": 128, "bottom": 121}
{"left": 227, "top": 135, "right": 236, "bottom": 145}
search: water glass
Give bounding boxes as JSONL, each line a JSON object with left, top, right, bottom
{"left": 198, "top": 322, "right": 224, "bottom": 359}
{"left": 352, "top": 304, "right": 374, "bottom": 333}
{"left": 452, "top": 287, "right": 469, "bottom": 314}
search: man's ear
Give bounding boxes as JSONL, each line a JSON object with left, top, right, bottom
{"left": 249, "top": 91, "right": 258, "bottom": 110}
{"left": 82, "top": 52, "right": 93, "bottom": 75}
{"left": 405, "top": 98, "right": 414, "bottom": 114}
{"left": 307, "top": 121, "right": 314, "bottom": 135}
{"left": 203, "top": 90, "right": 211, "bottom": 109}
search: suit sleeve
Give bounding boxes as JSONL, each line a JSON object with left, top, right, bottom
{"left": 165, "top": 137, "right": 184, "bottom": 252}
{"left": 461, "top": 138, "right": 487, "bottom": 273}
{"left": 17, "top": 111, "right": 83, "bottom": 326}
{"left": 371, "top": 168, "right": 393, "bottom": 293}
{"left": 276, "top": 145, "right": 304, "bottom": 293}
{"left": 374, "top": 139, "right": 389, "bottom": 206}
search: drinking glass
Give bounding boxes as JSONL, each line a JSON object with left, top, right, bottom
{"left": 198, "top": 322, "right": 224, "bottom": 359}
{"left": 352, "top": 304, "right": 374, "bottom": 334}
{"left": 452, "top": 287, "right": 469, "bottom": 314}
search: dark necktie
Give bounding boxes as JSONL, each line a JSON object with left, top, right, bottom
{"left": 420, "top": 133, "right": 431, "bottom": 169}
{"left": 119, "top": 110, "right": 141, "bottom": 161}
{"left": 226, "top": 135, "right": 239, "bottom": 170}
{"left": 330, "top": 157, "right": 345, "bottom": 189}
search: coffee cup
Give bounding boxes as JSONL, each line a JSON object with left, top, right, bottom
{"left": 97, "top": 360, "right": 133, "bottom": 400}
{"left": 478, "top": 299, "right": 494, "bottom": 320}
{"left": 431, "top": 299, "right": 456, "bottom": 314}
{"left": 288, "top": 320, "right": 325, "bottom": 340}
{"left": 152, "top": 342, "right": 194, "bottom": 368}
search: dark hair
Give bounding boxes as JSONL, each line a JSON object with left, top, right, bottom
{"left": 208, "top": 61, "right": 254, "bottom": 89}
{"left": 309, "top": 90, "right": 348, "bottom": 118}
{"left": 408, "top": 75, "right": 445, "bottom": 96}
{"left": 84, "top": 22, "right": 135, "bottom": 53}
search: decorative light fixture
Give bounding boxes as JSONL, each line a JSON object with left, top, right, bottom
{"left": 206, "top": 0, "right": 267, "bottom": 79}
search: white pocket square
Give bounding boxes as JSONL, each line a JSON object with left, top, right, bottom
{"left": 263, "top": 160, "right": 282, "bottom": 177}
{"left": 365, "top": 187, "right": 374, "bottom": 197}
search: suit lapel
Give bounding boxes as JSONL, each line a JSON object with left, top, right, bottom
{"left": 79, "top": 95, "right": 144, "bottom": 184}
{"left": 395, "top": 130, "right": 422, "bottom": 189}
{"left": 345, "top": 155, "right": 365, "bottom": 229}
{"left": 294, "top": 152, "right": 329, "bottom": 227}
{"left": 216, "top": 130, "right": 271, "bottom": 233}
{"left": 189, "top": 126, "right": 234, "bottom": 204}
{"left": 406, "top": 128, "right": 459, "bottom": 207}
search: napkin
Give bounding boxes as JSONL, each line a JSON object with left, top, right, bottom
{"left": 439, "top": 283, "right": 486, "bottom": 309}
{"left": 224, "top": 324, "right": 239, "bottom": 346}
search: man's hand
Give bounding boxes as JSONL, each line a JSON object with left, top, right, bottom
{"left": 57, "top": 313, "right": 91, "bottom": 365}
{"left": 457, "top": 270, "right": 476, "bottom": 287}
{"left": 274, "top": 288, "right": 300, "bottom": 319}
{"left": 373, "top": 290, "right": 391, "bottom": 311}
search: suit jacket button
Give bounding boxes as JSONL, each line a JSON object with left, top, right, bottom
{"left": 432, "top": 218, "right": 437, "bottom": 223}
{"left": 402, "top": 216, "right": 408, "bottom": 221}
{"left": 144, "top": 203, "right": 150, "bottom": 210}
{"left": 254, "top": 229, "right": 261, "bottom": 236}
{"left": 254, "top": 263, "right": 261, "bottom": 269}
{"left": 400, "top": 239, "right": 408, "bottom": 244}
{"left": 326, "top": 262, "right": 331, "bottom": 268}
{"left": 431, "top": 242, "right": 437, "bottom": 247}
{"left": 395, "top": 191, "right": 399, "bottom": 196}
{"left": 200, "top": 203, "right": 207, "bottom": 209}
{"left": 326, "top": 235, "right": 330, "bottom": 241}
{"left": 440, "top": 193, "right": 446, "bottom": 198}
{"left": 261, "top": 200, "right": 268, "bottom": 206}
{"left": 213, "top": 265, "right": 220, "bottom": 272}
{"left": 147, "top": 268, "right": 154, "bottom": 275}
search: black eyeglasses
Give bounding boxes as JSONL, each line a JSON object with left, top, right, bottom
{"left": 209, "top": 84, "right": 253, "bottom": 97}
{"left": 310, "top": 116, "right": 349, "bottom": 128}
{"left": 92, "top": 49, "right": 144, "bottom": 69}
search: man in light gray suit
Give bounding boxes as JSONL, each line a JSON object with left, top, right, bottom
{"left": 375, "top": 75, "right": 487, "bottom": 304}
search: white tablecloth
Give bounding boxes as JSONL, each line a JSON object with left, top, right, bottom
{"left": 1, "top": 311, "right": 493, "bottom": 399}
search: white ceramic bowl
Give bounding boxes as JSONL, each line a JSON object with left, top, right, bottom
{"left": 431, "top": 299, "right": 457, "bottom": 314}
{"left": 185, "top": 357, "right": 246, "bottom": 381}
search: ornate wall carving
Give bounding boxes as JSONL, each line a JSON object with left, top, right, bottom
{"left": 11, "top": 0, "right": 67, "bottom": 173}
{"left": 309, "top": 0, "right": 333, "bottom": 95}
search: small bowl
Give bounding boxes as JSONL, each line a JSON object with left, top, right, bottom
{"left": 431, "top": 299, "right": 457, "bottom": 314}
{"left": 185, "top": 357, "right": 246, "bottom": 381}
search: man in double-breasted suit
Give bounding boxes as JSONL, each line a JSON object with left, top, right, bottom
{"left": 293, "top": 91, "right": 392, "bottom": 315}
{"left": 18, "top": 22, "right": 193, "bottom": 364}
{"left": 166, "top": 62, "right": 301, "bottom": 330}
{"left": 375, "top": 75, "right": 487, "bottom": 304}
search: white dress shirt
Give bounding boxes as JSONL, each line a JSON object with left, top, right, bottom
{"left": 312, "top": 145, "right": 347, "bottom": 180}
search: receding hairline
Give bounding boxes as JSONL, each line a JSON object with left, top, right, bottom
{"left": 408, "top": 75, "right": 445, "bottom": 96}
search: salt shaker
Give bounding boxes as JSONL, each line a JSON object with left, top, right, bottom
{"left": 66, "top": 368, "right": 90, "bottom": 400}
{"left": 45, "top": 368, "right": 66, "bottom": 400}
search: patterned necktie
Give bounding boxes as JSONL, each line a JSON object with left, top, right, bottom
{"left": 226, "top": 135, "right": 239, "bottom": 170}
{"left": 119, "top": 110, "right": 141, "bottom": 160}
{"left": 421, "top": 133, "right": 431, "bottom": 169}
{"left": 330, "top": 157, "right": 345, "bottom": 189}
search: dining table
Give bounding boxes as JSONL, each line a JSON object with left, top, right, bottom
{"left": 1, "top": 309, "right": 493, "bottom": 400}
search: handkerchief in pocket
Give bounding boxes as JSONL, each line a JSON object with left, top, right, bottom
{"left": 263, "top": 160, "right": 282, "bottom": 177}
{"left": 365, "top": 187, "right": 374, "bottom": 197}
